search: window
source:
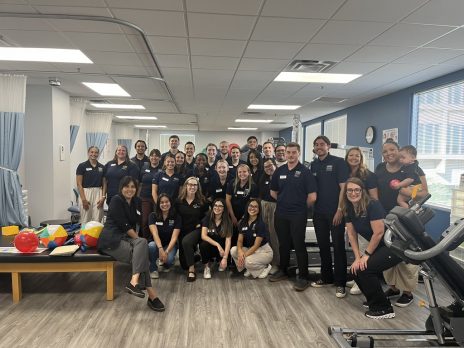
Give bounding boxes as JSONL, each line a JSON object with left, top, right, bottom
{"left": 304, "top": 122, "right": 321, "bottom": 162}
{"left": 413, "top": 82, "right": 464, "bottom": 208}
{"left": 323, "top": 115, "right": 347, "bottom": 158}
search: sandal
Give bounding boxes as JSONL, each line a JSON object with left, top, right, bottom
{"left": 187, "top": 271, "right": 196, "bottom": 282}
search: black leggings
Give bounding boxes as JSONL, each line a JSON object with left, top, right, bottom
{"left": 199, "top": 236, "right": 225, "bottom": 264}
{"left": 179, "top": 229, "right": 201, "bottom": 269}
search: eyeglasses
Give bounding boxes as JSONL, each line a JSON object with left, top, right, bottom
{"left": 187, "top": 183, "right": 198, "bottom": 187}
{"left": 213, "top": 204, "right": 224, "bottom": 208}
{"left": 346, "top": 188, "right": 362, "bottom": 194}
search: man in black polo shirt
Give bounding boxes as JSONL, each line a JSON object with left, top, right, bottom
{"left": 160, "top": 135, "right": 180, "bottom": 164}
{"left": 269, "top": 142, "right": 317, "bottom": 291}
{"left": 310, "top": 135, "right": 349, "bottom": 298}
{"left": 131, "top": 140, "right": 149, "bottom": 171}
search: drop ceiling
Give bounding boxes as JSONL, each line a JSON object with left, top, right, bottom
{"left": 1, "top": 0, "right": 464, "bottom": 131}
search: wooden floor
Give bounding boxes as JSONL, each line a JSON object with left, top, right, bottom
{"left": 0, "top": 264, "right": 454, "bottom": 348}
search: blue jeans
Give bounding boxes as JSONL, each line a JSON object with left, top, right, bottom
{"left": 148, "top": 241, "right": 178, "bottom": 272}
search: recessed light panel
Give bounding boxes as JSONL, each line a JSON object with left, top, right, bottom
{"left": 274, "top": 72, "right": 361, "bottom": 83}
{"left": 248, "top": 104, "right": 300, "bottom": 110}
{"left": 83, "top": 82, "right": 130, "bottom": 97}
{"left": 235, "top": 119, "right": 273, "bottom": 123}
{"left": 116, "top": 116, "right": 158, "bottom": 120}
{"left": 228, "top": 127, "right": 258, "bottom": 131}
{"left": 134, "top": 125, "right": 166, "bottom": 128}
{"left": 91, "top": 103, "right": 145, "bottom": 110}
{"left": 0, "top": 47, "right": 93, "bottom": 63}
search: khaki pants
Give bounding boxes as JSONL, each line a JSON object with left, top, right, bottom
{"left": 230, "top": 243, "right": 273, "bottom": 278}
{"left": 383, "top": 262, "right": 419, "bottom": 292}
{"left": 261, "top": 200, "right": 279, "bottom": 266}
{"left": 80, "top": 187, "right": 104, "bottom": 224}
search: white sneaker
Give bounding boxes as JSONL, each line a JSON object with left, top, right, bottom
{"left": 243, "top": 270, "right": 251, "bottom": 277}
{"left": 346, "top": 280, "right": 355, "bottom": 288}
{"left": 350, "top": 283, "right": 362, "bottom": 295}
{"left": 218, "top": 266, "right": 226, "bottom": 272}
{"left": 150, "top": 271, "right": 159, "bottom": 279}
{"left": 203, "top": 266, "right": 211, "bottom": 279}
{"left": 269, "top": 265, "right": 279, "bottom": 275}
{"left": 258, "top": 264, "right": 272, "bottom": 279}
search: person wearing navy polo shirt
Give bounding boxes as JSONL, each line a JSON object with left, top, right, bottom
{"left": 184, "top": 141, "right": 196, "bottom": 172}
{"left": 103, "top": 144, "right": 140, "bottom": 205}
{"left": 191, "top": 153, "right": 211, "bottom": 197}
{"left": 152, "top": 155, "right": 181, "bottom": 204}
{"left": 268, "top": 142, "right": 317, "bottom": 291}
{"left": 218, "top": 140, "right": 230, "bottom": 162}
{"left": 131, "top": 140, "right": 149, "bottom": 171}
{"left": 160, "top": 135, "right": 180, "bottom": 164}
{"left": 228, "top": 145, "right": 246, "bottom": 179}
{"left": 206, "top": 143, "right": 218, "bottom": 170}
{"left": 310, "top": 135, "right": 349, "bottom": 298}
{"left": 208, "top": 159, "right": 232, "bottom": 203}
{"left": 76, "top": 146, "right": 106, "bottom": 223}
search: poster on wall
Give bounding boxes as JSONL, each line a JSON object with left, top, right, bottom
{"left": 382, "top": 128, "right": 398, "bottom": 143}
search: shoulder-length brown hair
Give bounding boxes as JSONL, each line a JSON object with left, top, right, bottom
{"left": 113, "top": 144, "right": 131, "bottom": 164}
{"left": 207, "top": 198, "right": 232, "bottom": 238}
{"left": 233, "top": 163, "right": 253, "bottom": 193}
{"left": 340, "top": 177, "right": 370, "bottom": 218}
{"left": 178, "top": 176, "right": 206, "bottom": 204}
{"left": 345, "top": 147, "right": 369, "bottom": 180}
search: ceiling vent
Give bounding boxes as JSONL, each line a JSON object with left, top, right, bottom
{"left": 89, "top": 99, "right": 109, "bottom": 104}
{"left": 286, "top": 60, "right": 337, "bottom": 73}
{"left": 242, "top": 111, "right": 264, "bottom": 115}
{"left": 313, "top": 97, "right": 347, "bottom": 103}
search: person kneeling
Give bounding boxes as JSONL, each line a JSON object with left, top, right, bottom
{"left": 231, "top": 199, "right": 273, "bottom": 279}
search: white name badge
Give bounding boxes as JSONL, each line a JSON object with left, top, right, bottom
{"left": 265, "top": 181, "right": 269, "bottom": 185}
{"left": 280, "top": 175, "right": 287, "bottom": 179}
{"left": 237, "top": 191, "right": 244, "bottom": 195}
{"left": 110, "top": 163, "right": 116, "bottom": 167}
{"left": 86, "top": 167, "right": 92, "bottom": 171}
{"left": 155, "top": 222, "right": 163, "bottom": 226}
{"left": 229, "top": 166, "right": 233, "bottom": 169}
{"left": 136, "top": 210, "right": 141, "bottom": 215}
{"left": 216, "top": 188, "right": 223, "bottom": 193}
{"left": 242, "top": 227, "right": 248, "bottom": 231}
{"left": 162, "top": 177, "right": 169, "bottom": 182}
{"left": 253, "top": 233, "right": 256, "bottom": 237}
{"left": 326, "top": 165, "right": 333, "bottom": 172}
{"left": 145, "top": 169, "right": 150, "bottom": 173}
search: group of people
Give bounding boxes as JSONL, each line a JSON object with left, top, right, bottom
{"left": 75, "top": 134, "right": 427, "bottom": 318}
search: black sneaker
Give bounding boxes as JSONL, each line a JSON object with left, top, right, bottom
{"left": 269, "top": 270, "right": 288, "bottom": 282}
{"left": 310, "top": 279, "right": 333, "bottom": 288}
{"left": 394, "top": 293, "right": 414, "bottom": 307}
{"left": 125, "top": 282, "right": 145, "bottom": 298}
{"left": 294, "top": 278, "right": 310, "bottom": 291}
{"left": 365, "top": 307, "right": 395, "bottom": 319}
{"left": 384, "top": 288, "right": 401, "bottom": 298}
{"left": 147, "top": 297, "right": 165, "bottom": 312}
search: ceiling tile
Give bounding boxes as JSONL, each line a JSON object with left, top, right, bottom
{"left": 101, "top": 65, "right": 151, "bottom": 76}
{"left": 111, "top": 9, "right": 186, "bottom": 36}
{"left": 189, "top": 38, "right": 246, "bottom": 57}
{"left": 191, "top": 56, "right": 240, "bottom": 70}
{"left": 62, "top": 32, "right": 133, "bottom": 52}
{"left": 238, "top": 58, "right": 289, "bottom": 71}
{"left": 0, "top": 61, "right": 60, "bottom": 72}
{"left": 251, "top": 17, "right": 325, "bottom": 43}
{"left": 27, "top": 0, "right": 106, "bottom": 6}
{"left": 370, "top": 23, "right": 455, "bottom": 46}
{"left": 296, "top": 43, "right": 361, "bottom": 61}
{"left": 187, "top": 0, "right": 261, "bottom": 15}
{"left": 34, "top": 5, "right": 112, "bottom": 16}
{"left": 329, "top": 61, "right": 384, "bottom": 74}
{"left": 46, "top": 19, "right": 122, "bottom": 34}
{"left": 345, "top": 45, "right": 414, "bottom": 63}
{"left": 334, "top": 0, "right": 427, "bottom": 22}
{"left": 188, "top": 13, "right": 256, "bottom": 40}
{"left": 51, "top": 63, "right": 105, "bottom": 74}
{"left": 0, "top": 17, "right": 54, "bottom": 31}
{"left": 425, "top": 28, "right": 464, "bottom": 49}
{"left": 244, "top": 41, "right": 305, "bottom": 59}
{"left": 311, "top": 20, "right": 392, "bottom": 45}
{"left": 403, "top": 0, "right": 464, "bottom": 26}
{"left": 162, "top": 67, "right": 192, "bottom": 87}
{"left": 261, "top": 0, "right": 344, "bottom": 19}
{"left": 0, "top": 29, "right": 74, "bottom": 48}
{"left": 192, "top": 69, "right": 235, "bottom": 88}
{"left": 85, "top": 51, "right": 145, "bottom": 66}
{"left": 106, "top": 0, "right": 183, "bottom": 11}
{"left": 230, "top": 71, "right": 277, "bottom": 89}
{"left": 0, "top": 4, "right": 36, "bottom": 11}
{"left": 156, "top": 54, "right": 190, "bottom": 69}
{"left": 258, "top": 82, "right": 305, "bottom": 98}
{"left": 395, "top": 48, "right": 464, "bottom": 64}
{"left": 440, "top": 54, "right": 464, "bottom": 66}
{"left": 144, "top": 36, "right": 189, "bottom": 55}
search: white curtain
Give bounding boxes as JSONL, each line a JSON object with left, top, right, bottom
{"left": 85, "top": 112, "right": 113, "bottom": 156}
{"left": 0, "top": 74, "right": 28, "bottom": 226}
{"left": 70, "top": 98, "right": 86, "bottom": 152}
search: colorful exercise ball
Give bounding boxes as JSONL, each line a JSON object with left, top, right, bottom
{"left": 14, "top": 230, "right": 39, "bottom": 252}
{"left": 75, "top": 221, "right": 103, "bottom": 250}
{"left": 39, "top": 225, "right": 68, "bottom": 249}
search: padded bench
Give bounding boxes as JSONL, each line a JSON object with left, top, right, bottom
{"left": 0, "top": 235, "right": 115, "bottom": 303}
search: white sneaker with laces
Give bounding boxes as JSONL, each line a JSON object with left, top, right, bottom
{"left": 150, "top": 271, "right": 159, "bottom": 279}
{"left": 258, "top": 264, "right": 272, "bottom": 279}
{"left": 203, "top": 266, "right": 212, "bottom": 279}
{"left": 243, "top": 270, "right": 251, "bottom": 277}
{"left": 350, "top": 283, "right": 362, "bottom": 295}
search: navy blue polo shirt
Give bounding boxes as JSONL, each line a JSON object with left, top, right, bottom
{"left": 226, "top": 181, "right": 258, "bottom": 220}
{"left": 400, "top": 161, "right": 423, "bottom": 186}
{"left": 140, "top": 164, "right": 161, "bottom": 199}
{"left": 310, "top": 154, "right": 349, "bottom": 215}
{"left": 239, "top": 218, "right": 268, "bottom": 248}
{"left": 131, "top": 155, "right": 149, "bottom": 171}
{"left": 363, "top": 170, "right": 378, "bottom": 191}
{"left": 104, "top": 160, "right": 140, "bottom": 203}
{"left": 345, "top": 200, "right": 385, "bottom": 245}
{"left": 148, "top": 213, "right": 181, "bottom": 245}
{"left": 190, "top": 167, "right": 211, "bottom": 197}
{"left": 208, "top": 171, "right": 232, "bottom": 201}
{"left": 227, "top": 160, "right": 246, "bottom": 179}
{"left": 258, "top": 173, "right": 276, "bottom": 202}
{"left": 153, "top": 171, "right": 181, "bottom": 201}
{"left": 271, "top": 162, "right": 317, "bottom": 216}
{"left": 201, "top": 215, "right": 227, "bottom": 244}
{"left": 76, "top": 160, "right": 104, "bottom": 188}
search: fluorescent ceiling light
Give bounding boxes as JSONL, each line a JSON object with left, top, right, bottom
{"left": 228, "top": 127, "right": 258, "bottom": 131}
{"left": 91, "top": 103, "right": 145, "bottom": 110}
{"left": 0, "top": 47, "right": 93, "bottom": 63}
{"left": 83, "top": 82, "right": 130, "bottom": 97}
{"left": 134, "top": 125, "right": 166, "bottom": 128}
{"left": 235, "top": 119, "right": 273, "bottom": 123}
{"left": 274, "top": 72, "right": 361, "bottom": 83}
{"left": 116, "top": 116, "right": 157, "bottom": 120}
{"left": 248, "top": 104, "right": 300, "bottom": 110}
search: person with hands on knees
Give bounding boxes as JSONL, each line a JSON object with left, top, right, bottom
{"left": 97, "top": 176, "right": 165, "bottom": 312}
{"left": 342, "top": 177, "right": 402, "bottom": 319}
{"left": 147, "top": 193, "right": 181, "bottom": 279}
{"left": 199, "top": 198, "right": 233, "bottom": 278}
{"left": 230, "top": 198, "right": 273, "bottom": 279}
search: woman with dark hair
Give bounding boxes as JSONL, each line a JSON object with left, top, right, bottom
{"left": 191, "top": 153, "right": 211, "bottom": 196}
{"left": 247, "top": 149, "right": 263, "bottom": 186}
{"left": 341, "top": 177, "right": 401, "bottom": 319}
{"left": 228, "top": 145, "right": 246, "bottom": 179}
{"left": 175, "top": 176, "right": 210, "bottom": 281}
{"left": 139, "top": 148, "right": 162, "bottom": 238}
{"left": 103, "top": 144, "right": 139, "bottom": 204}
{"left": 230, "top": 198, "right": 273, "bottom": 279}
{"left": 147, "top": 193, "right": 181, "bottom": 279}
{"left": 98, "top": 176, "right": 164, "bottom": 312}
{"left": 174, "top": 151, "right": 189, "bottom": 185}
{"left": 199, "top": 198, "right": 233, "bottom": 279}
{"left": 76, "top": 146, "right": 106, "bottom": 223}
{"left": 152, "top": 154, "right": 181, "bottom": 204}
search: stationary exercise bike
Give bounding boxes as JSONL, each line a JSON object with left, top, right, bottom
{"left": 329, "top": 195, "right": 464, "bottom": 347}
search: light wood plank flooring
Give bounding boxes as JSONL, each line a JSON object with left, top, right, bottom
{"left": 0, "top": 264, "right": 453, "bottom": 348}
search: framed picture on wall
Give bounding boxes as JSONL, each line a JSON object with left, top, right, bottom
{"left": 382, "top": 128, "right": 398, "bottom": 143}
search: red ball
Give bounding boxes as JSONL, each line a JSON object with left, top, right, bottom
{"left": 389, "top": 179, "right": 401, "bottom": 189}
{"left": 14, "top": 231, "right": 39, "bottom": 252}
